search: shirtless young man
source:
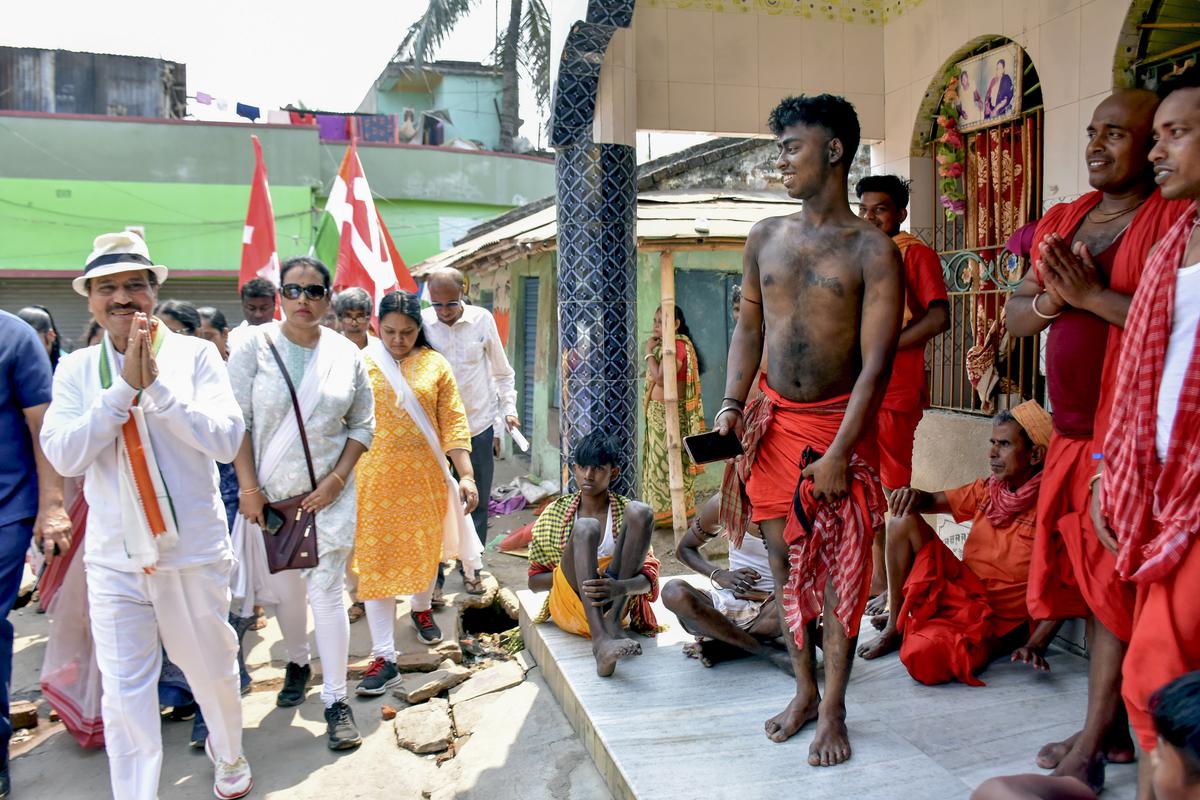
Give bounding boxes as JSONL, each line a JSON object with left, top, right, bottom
{"left": 717, "top": 94, "right": 903, "bottom": 766}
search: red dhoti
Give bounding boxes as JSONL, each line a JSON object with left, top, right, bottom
{"left": 1123, "top": 536, "right": 1200, "bottom": 751}
{"left": 898, "top": 537, "right": 1005, "bottom": 687}
{"left": 1026, "top": 433, "right": 1098, "bottom": 623}
{"left": 876, "top": 407, "right": 923, "bottom": 490}
{"left": 732, "top": 380, "right": 883, "bottom": 648}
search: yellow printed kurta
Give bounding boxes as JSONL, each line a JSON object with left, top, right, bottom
{"left": 355, "top": 347, "right": 471, "bottom": 600}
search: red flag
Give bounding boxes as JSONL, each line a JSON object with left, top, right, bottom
{"left": 378, "top": 207, "right": 417, "bottom": 293}
{"left": 321, "top": 140, "right": 416, "bottom": 309}
{"left": 239, "top": 135, "right": 281, "bottom": 317}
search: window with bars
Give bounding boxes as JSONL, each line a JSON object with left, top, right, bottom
{"left": 927, "top": 44, "right": 1047, "bottom": 416}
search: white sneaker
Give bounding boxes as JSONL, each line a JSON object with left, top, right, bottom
{"left": 205, "top": 738, "right": 253, "bottom": 799}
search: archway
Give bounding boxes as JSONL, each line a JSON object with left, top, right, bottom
{"left": 910, "top": 37, "right": 1046, "bottom": 416}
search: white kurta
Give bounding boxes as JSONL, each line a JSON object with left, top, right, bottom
{"left": 41, "top": 331, "right": 244, "bottom": 571}
{"left": 39, "top": 328, "right": 247, "bottom": 800}
{"left": 225, "top": 323, "right": 375, "bottom": 588}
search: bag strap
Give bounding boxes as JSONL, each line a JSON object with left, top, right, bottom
{"left": 265, "top": 334, "right": 319, "bottom": 491}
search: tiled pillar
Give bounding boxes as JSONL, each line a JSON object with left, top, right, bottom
{"left": 550, "top": 0, "right": 638, "bottom": 494}
{"left": 556, "top": 143, "right": 638, "bottom": 494}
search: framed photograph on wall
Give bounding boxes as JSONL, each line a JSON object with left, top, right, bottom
{"left": 953, "top": 44, "right": 1023, "bottom": 132}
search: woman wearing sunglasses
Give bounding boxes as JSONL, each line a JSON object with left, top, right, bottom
{"left": 227, "top": 256, "right": 376, "bottom": 751}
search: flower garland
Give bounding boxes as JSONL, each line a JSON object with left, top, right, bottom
{"left": 935, "top": 73, "right": 967, "bottom": 219}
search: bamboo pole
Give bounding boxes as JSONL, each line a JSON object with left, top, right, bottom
{"left": 658, "top": 251, "right": 689, "bottom": 546}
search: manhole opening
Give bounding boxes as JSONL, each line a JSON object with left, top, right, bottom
{"left": 461, "top": 602, "right": 517, "bottom": 636}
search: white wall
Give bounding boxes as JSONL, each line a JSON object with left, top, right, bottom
{"left": 631, "top": 4, "right": 886, "bottom": 140}
{"left": 877, "top": 0, "right": 1133, "bottom": 226}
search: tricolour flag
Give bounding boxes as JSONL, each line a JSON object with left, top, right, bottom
{"left": 239, "top": 135, "right": 280, "bottom": 297}
{"left": 314, "top": 140, "right": 417, "bottom": 313}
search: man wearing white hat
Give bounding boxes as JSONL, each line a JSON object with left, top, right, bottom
{"left": 40, "top": 233, "right": 253, "bottom": 800}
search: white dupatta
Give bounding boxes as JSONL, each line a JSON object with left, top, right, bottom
{"left": 366, "top": 339, "right": 483, "bottom": 577}
{"left": 231, "top": 324, "right": 339, "bottom": 615}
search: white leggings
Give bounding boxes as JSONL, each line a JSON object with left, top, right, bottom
{"left": 363, "top": 575, "right": 437, "bottom": 660}
{"left": 270, "top": 569, "right": 348, "bottom": 706}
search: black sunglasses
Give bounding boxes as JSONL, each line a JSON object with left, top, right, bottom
{"left": 280, "top": 283, "right": 329, "bottom": 301}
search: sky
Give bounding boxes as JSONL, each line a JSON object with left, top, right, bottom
{"left": 4, "top": 1, "right": 708, "bottom": 159}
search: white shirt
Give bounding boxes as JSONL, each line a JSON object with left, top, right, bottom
{"left": 1157, "top": 261, "right": 1200, "bottom": 461}
{"left": 225, "top": 320, "right": 260, "bottom": 356}
{"left": 41, "top": 332, "right": 245, "bottom": 572}
{"left": 421, "top": 304, "right": 517, "bottom": 437}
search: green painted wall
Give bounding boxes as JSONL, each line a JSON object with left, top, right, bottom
{"left": 433, "top": 74, "right": 504, "bottom": 148}
{"left": 505, "top": 247, "right": 747, "bottom": 497}
{"left": 0, "top": 177, "right": 313, "bottom": 270}
{"left": 0, "top": 114, "right": 555, "bottom": 273}
{"left": 375, "top": 199, "right": 512, "bottom": 266}
{"left": 374, "top": 73, "right": 505, "bottom": 149}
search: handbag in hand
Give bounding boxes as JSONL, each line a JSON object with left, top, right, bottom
{"left": 260, "top": 335, "right": 320, "bottom": 573}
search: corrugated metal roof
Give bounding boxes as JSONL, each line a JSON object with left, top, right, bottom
{"left": 412, "top": 191, "right": 799, "bottom": 275}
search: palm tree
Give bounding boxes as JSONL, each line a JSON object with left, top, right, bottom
{"left": 396, "top": 0, "right": 550, "bottom": 152}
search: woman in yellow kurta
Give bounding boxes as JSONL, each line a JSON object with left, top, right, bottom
{"left": 353, "top": 291, "right": 478, "bottom": 696}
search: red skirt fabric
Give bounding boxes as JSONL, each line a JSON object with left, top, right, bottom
{"left": 1026, "top": 433, "right": 1092, "bottom": 622}
{"left": 745, "top": 385, "right": 878, "bottom": 522}
{"left": 1123, "top": 536, "right": 1200, "bottom": 751}
{"left": 876, "top": 407, "right": 923, "bottom": 490}
{"left": 898, "top": 538, "right": 1009, "bottom": 687}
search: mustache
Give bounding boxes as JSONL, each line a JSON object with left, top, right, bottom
{"left": 107, "top": 303, "right": 140, "bottom": 313}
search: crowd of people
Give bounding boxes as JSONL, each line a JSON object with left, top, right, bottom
{"left": 2, "top": 246, "right": 517, "bottom": 798}
{"left": 1, "top": 71, "right": 1198, "bottom": 800}
{"left": 523, "top": 75, "right": 1200, "bottom": 800}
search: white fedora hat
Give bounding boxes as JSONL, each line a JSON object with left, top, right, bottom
{"left": 73, "top": 232, "right": 169, "bottom": 297}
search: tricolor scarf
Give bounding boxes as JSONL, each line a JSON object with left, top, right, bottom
{"left": 99, "top": 321, "right": 179, "bottom": 571}
{"left": 983, "top": 471, "right": 1042, "bottom": 528}
{"left": 1103, "top": 202, "right": 1200, "bottom": 583}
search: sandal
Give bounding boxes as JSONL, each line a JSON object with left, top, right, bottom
{"left": 347, "top": 601, "right": 366, "bottom": 623}
{"left": 463, "top": 575, "right": 486, "bottom": 595}
{"left": 430, "top": 587, "right": 447, "bottom": 609}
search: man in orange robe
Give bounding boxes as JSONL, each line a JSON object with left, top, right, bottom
{"left": 1007, "top": 88, "right": 1190, "bottom": 788}
{"left": 1094, "top": 74, "right": 1200, "bottom": 800}
{"left": 856, "top": 175, "right": 951, "bottom": 609}
{"left": 857, "top": 402, "right": 1058, "bottom": 685}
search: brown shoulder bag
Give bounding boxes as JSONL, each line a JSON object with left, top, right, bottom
{"left": 260, "top": 336, "right": 320, "bottom": 573}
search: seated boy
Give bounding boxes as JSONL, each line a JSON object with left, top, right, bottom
{"left": 662, "top": 494, "right": 790, "bottom": 673}
{"left": 857, "top": 402, "right": 1060, "bottom": 686}
{"left": 528, "top": 431, "right": 661, "bottom": 677}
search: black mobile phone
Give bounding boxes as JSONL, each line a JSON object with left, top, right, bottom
{"left": 683, "top": 430, "right": 745, "bottom": 465}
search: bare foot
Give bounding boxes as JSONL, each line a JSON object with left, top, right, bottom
{"left": 870, "top": 613, "right": 889, "bottom": 632}
{"left": 593, "top": 637, "right": 641, "bottom": 678}
{"left": 1054, "top": 748, "right": 1106, "bottom": 793}
{"left": 681, "top": 638, "right": 748, "bottom": 668}
{"left": 865, "top": 593, "right": 888, "bottom": 616}
{"left": 1036, "top": 731, "right": 1079, "bottom": 770}
{"left": 1104, "top": 724, "right": 1136, "bottom": 764}
{"left": 764, "top": 692, "right": 820, "bottom": 743}
{"left": 857, "top": 627, "right": 901, "bottom": 660}
{"left": 808, "top": 712, "right": 853, "bottom": 767}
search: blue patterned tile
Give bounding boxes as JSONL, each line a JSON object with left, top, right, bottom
{"left": 556, "top": 142, "right": 638, "bottom": 498}
{"left": 586, "top": 0, "right": 635, "bottom": 29}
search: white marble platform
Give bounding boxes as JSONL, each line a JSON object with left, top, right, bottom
{"left": 518, "top": 576, "right": 1137, "bottom": 800}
